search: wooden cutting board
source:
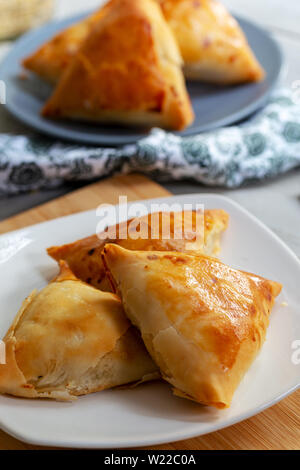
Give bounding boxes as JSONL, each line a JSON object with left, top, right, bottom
{"left": 0, "top": 174, "right": 299, "bottom": 450}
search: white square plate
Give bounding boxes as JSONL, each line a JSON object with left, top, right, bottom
{"left": 0, "top": 194, "right": 299, "bottom": 448}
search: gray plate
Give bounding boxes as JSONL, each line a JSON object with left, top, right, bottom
{"left": 0, "top": 12, "right": 283, "bottom": 145}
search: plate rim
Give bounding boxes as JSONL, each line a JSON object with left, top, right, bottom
{"left": 0, "top": 12, "right": 284, "bottom": 145}
{"left": 0, "top": 192, "right": 299, "bottom": 449}
{"left": 0, "top": 383, "right": 299, "bottom": 449}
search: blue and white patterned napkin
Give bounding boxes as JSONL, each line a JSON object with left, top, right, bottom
{"left": 0, "top": 89, "right": 300, "bottom": 196}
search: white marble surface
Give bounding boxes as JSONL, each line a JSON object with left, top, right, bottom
{"left": 0, "top": 0, "right": 299, "bottom": 259}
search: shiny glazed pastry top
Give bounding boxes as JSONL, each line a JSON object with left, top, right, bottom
{"left": 23, "top": 0, "right": 265, "bottom": 86}
{"left": 42, "top": 0, "right": 194, "bottom": 131}
{"left": 157, "top": 0, "right": 265, "bottom": 84}
{"left": 102, "top": 245, "right": 282, "bottom": 408}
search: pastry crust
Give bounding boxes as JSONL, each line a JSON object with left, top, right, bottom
{"left": 102, "top": 245, "right": 282, "bottom": 408}
{"left": 157, "top": 0, "right": 265, "bottom": 84}
{"left": 22, "top": 6, "right": 109, "bottom": 85}
{"left": 42, "top": 0, "right": 194, "bottom": 131}
{"left": 0, "top": 261, "right": 158, "bottom": 400}
{"left": 23, "top": 0, "right": 264, "bottom": 87}
{"left": 47, "top": 209, "right": 229, "bottom": 291}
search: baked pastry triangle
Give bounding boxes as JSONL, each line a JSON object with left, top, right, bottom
{"left": 157, "top": 0, "right": 265, "bottom": 84}
{"left": 102, "top": 245, "right": 282, "bottom": 408}
{"left": 22, "top": 5, "right": 109, "bottom": 85}
{"left": 23, "top": 0, "right": 264, "bottom": 87}
{"left": 42, "top": 0, "right": 194, "bottom": 131}
{"left": 0, "top": 261, "right": 158, "bottom": 400}
{"left": 47, "top": 209, "right": 229, "bottom": 291}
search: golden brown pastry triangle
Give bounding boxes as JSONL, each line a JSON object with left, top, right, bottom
{"left": 47, "top": 209, "right": 229, "bottom": 291}
{"left": 157, "top": 0, "right": 265, "bottom": 84}
{"left": 0, "top": 261, "right": 158, "bottom": 400}
{"left": 23, "top": 0, "right": 264, "bottom": 87}
{"left": 102, "top": 245, "right": 282, "bottom": 408}
{"left": 42, "top": 0, "right": 194, "bottom": 131}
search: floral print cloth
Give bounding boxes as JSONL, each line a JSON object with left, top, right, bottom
{"left": 0, "top": 89, "right": 300, "bottom": 196}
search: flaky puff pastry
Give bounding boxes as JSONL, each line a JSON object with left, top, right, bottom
{"left": 22, "top": 5, "right": 110, "bottom": 85}
{"left": 42, "top": 0, "right": 194, "bottom": 131}
{"left": 47, "top": 209, "right": 229, "bottom": 291}
{"left": 102, "top": 245, "right": 282, "bottom": 408}
{"left": 0, "top": 261, "right": 158, "bottom": 400}
{"left": 157, "top": 0, "right": 265, "bottom": 84}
